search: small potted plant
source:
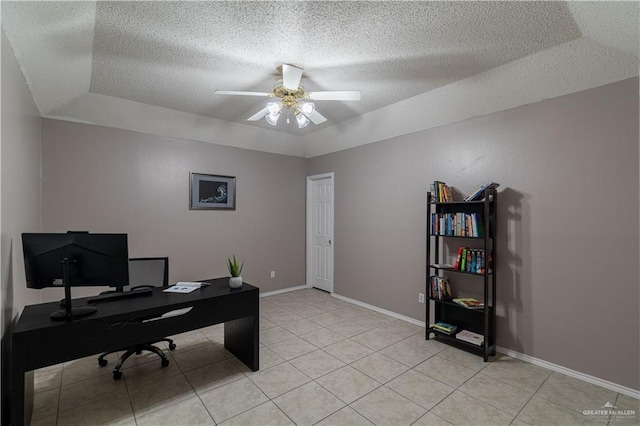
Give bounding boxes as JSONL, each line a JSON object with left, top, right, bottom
{"left": 227, "top": 255, "right": 244, "bottom": 288}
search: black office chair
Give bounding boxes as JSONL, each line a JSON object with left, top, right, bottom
{"left": 97, "top": 257, "right": 177, "bottom": 380}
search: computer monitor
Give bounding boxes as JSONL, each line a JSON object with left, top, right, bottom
{"left": 125, "top": 257, "right": 169, "bottom": 292}
{"left": 22, "top": 232, "right": 129, "bottom": 320}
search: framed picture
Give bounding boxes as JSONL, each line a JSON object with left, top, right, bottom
{"left": 190, "top": 173, "right": 236, "bottom": 210}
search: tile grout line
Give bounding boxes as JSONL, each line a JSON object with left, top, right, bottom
{"left": 424, "top": 361, "right": 499, "bottom": 425}
{"left": 55, "top": 367, "right": 63, "bottom": 426}
{"left": 32, "top": 289, "right": 637, "bottom": 426}
{"left": 508, "top": 369, "right": 554, "bottom": 424}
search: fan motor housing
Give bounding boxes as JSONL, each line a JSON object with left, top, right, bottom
{"left": 273, "top": 85, "right": 307, "bottom": 109}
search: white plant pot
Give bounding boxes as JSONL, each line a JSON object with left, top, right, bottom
{"left": 229, "top": 276, "right": 242, "bottom": 288}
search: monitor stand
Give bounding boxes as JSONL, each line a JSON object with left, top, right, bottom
{"left": 51, "top": 257, "right": 97, "bottom": 321}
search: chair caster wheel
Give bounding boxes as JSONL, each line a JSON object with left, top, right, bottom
{"left": 169, "top": 343, "right": 177, "bottom": 351}
{"left": 98, "top": 359, "right": 108, "bottom": 367}
{"left": 113, "top": 371, "right": 123, "bottom": 380}
{"left": 161, "top": 358, "right": 170, "bottom": 368}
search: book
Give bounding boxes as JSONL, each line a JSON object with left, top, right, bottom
{"left": 432, "top": 322, "right": 457, "bottom": 334}
{"left": 464, "top": 182, "right": 499, "bottom": 202}
{"left": 452, "top": 298, "right": 484, "bottom": 309}
{"left": 441, "top": 278, "right": 452, "bottom": 299}
{"left": 430, "top": 276, "right": 452, "bottom": 300}
{"left": 432, "top": 263, "right": 455, "bottom": 268}
{"left": 432, "top": 325, "right": 455, "bottom": 335}
{"left": 470, "top": 213, "right": 484, "bottom": 237}
{"left": 462, "top": 214, "right": 469, "bottom": 237}
{"left": 163, "top": 282, "right": 208, "bottom": 293}
{"left": 460, "top": 248, "right": 467, "bottom": 271}
{"left": 456, "top": 212, "right": 463, "bottom": 236}
{"left": 443, "top": 185, "right": 453, "bottom": 202}
{"left": 456, "top": 329, "right": 484, "bottom": 346}
{"left": 432, "top": 181, "right": 454, "bottom": 203}
{"left": 454, "top": 246, "right": 465, "bottom": 270}
{"left": 436, "top": 181, "right": 445, "bottom": 202}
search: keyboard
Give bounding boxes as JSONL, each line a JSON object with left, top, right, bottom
{"left": 86, "top": 288, "right": 153, "bottom": 304}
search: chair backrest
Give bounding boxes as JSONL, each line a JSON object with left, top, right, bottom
{"left": 126, "top": 257, "right": 169, "bottom": 290}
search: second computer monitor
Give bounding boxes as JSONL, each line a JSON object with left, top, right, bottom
{"left": 123, "top": 257, "right": 169, "bottom": 292}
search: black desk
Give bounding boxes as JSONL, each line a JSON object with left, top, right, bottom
{"left": 11, "top": 279, "right": 259, "bottom": 426}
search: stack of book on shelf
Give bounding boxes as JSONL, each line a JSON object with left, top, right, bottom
{"left": 430, "top": 181, "right": 453, "bottom": 202}
{"left": 432, "top": 322, "right": 457, "bottom": 335}
{"left": 430, "top": 212, "right": 484, "bottom": 237}
{"left": 430, "top": 276, "right": 451, "bottom": 300}
{"left": 456, "top": 329, "right": 484, "bottom": 346}
{"left": 454, "top": 247, "right": 493, "bottom": 274}
{"left": 452, "top": 298, "right": 484, "bottom": 309}
{"left": 464, "top": 182, "right": 499, "bottom": 202}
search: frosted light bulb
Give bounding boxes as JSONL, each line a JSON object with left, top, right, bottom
{"left": 296, "top": 112, "right": 310, "bottom": 128}
{"left": 266, "top": 102, "right": 282, "bottom": 114}
{"left": 301, "top": 102, "right": 315, "bottom": 115}
{"left": 265, "top": 112, "right": 280, "bottom": 126}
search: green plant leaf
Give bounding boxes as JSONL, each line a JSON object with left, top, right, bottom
{"left": 226, "top": 254, "right": 244, "bottom": 277}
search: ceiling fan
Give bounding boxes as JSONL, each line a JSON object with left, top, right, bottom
{"left": 214, "top": 64, "right": 361, "bottom": 128}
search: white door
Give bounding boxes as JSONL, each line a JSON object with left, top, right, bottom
{"left": 307, "top": 173, "right": 334, "bottom": 293}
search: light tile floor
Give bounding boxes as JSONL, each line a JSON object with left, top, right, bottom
{"left": 30, "top": 289, "right": 639, "bottom": 426}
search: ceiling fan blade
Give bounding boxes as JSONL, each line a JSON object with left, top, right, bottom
{"left": 307, "top": 91, "right": 361, "bottom": 101}
{"left": 282, "top": 64, "right": 303, "bottom": 90}
{"left": 247, "top": 108, "right": 268, "bottom": 121}
{"left": 214, "top": 91, "right": 272, "bottom": 97}
{"left": 302, "top": 109, "right": 327, "bottom": 125}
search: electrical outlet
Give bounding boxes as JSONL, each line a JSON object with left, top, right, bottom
{"left": 270, "top": 271, "right": 276, "bottom": 279}
{"left": 418, "top": 293, "right": 425, "bottom": 303}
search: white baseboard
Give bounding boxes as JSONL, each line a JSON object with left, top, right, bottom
{"left": 496, "top": 346, "right": 640, "bottom": 399}
{"left": 331, "top": 293, "right": 425, "bottom": 328}
{"left": 260, "top": 285, "right": 307, "bottom": 298}
{"left": 324, "top": 291, "right": 640, "bottom": 399}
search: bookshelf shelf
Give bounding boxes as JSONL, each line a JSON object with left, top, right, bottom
{"left": 429, "top": 200, "right": 487, "bottom": 205}
{"left": 430, "top": 329, "right": 496, "bottom": 353}
{"left": 430, "top": 298, "right": 493, "bottom": 312}
{"left": 430, "top": 234, "right": 493, "bottom": 240}
{"left": 429, "top": 266, "right": 494, "bottom": 276}
{"left": 426, "top": 186, "right": 497, "bottom": 362}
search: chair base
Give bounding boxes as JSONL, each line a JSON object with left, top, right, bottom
{"left": 98, "top": 338, "right": 176, "bottom": 380}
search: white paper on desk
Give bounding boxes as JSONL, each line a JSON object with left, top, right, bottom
{"left": 163, "top": 282, "right": 202, "bottom": 293}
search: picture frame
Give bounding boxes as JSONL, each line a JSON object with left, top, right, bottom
{"left": 190, "top": 173, "right": 236, "bottom": 210}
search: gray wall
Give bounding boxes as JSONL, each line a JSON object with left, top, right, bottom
{"left": 7, "top": 46, "right": 638, "bottom": 394}
{"left": 40, "top": 119, "right": 307, "bottom": 299}
{"left": 0, "top": 29, "right": 43, "bottom": 316}
{"left": 1, "top": 27, "right": 43, "bottom": 422}
{"left": 307, "top": 78, "right": 639, "bottom": 391}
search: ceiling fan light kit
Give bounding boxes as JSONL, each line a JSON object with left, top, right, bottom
{"left": 296, "top": 112, "right": 310, "bottom": 128}
{"left": 215, "top": 64, "right": 361, "bottom": 129}
{"left": 300, "top": 101, "right": 315, "bottom": 115}
{"left": 265, "top": 112, "right": 280, "bottom": 126}
{"left": 266, "top": 101, "right": 282, "bottom": 114}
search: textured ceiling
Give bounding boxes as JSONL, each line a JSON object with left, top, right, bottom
{"left": 1, "top": 1, "right": 638, "bottom": 154}
{"left": 87, "top": 1, "right": 580, "bottom": 134}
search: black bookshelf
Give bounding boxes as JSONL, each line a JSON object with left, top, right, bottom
{"left": 426, "top": 187, "right": 497, "bottom": 361}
